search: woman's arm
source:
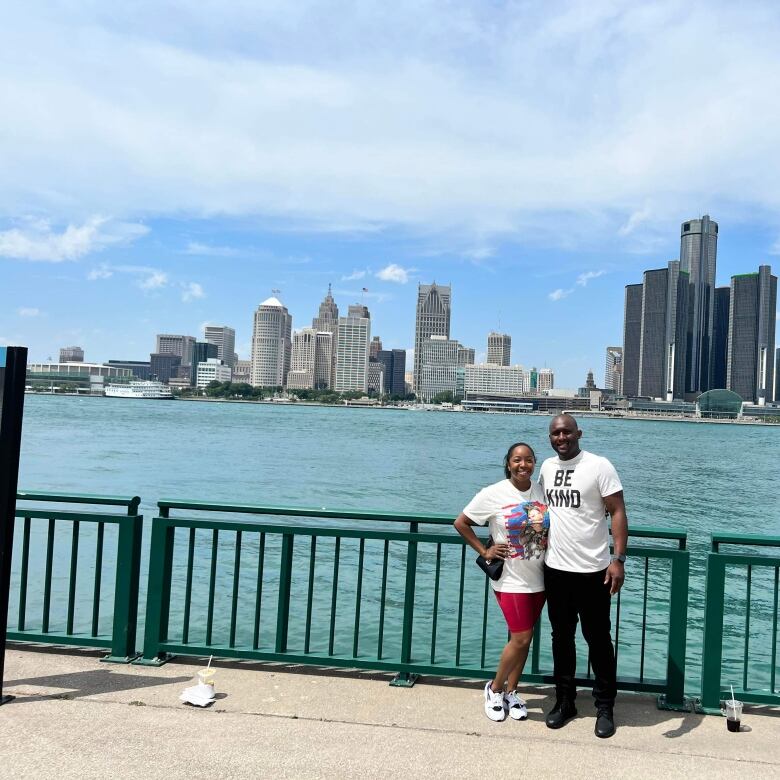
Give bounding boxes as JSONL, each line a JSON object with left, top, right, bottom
{"left": 453, "top": 513, "right": 511, "bottom": 560}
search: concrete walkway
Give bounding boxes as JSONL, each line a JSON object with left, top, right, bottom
{"left": 1, "top": 645, "right": 778, "bottom": 779}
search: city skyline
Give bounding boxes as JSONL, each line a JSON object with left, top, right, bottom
{"left": 3, "top": 3, "right": 780, "bottom": 389}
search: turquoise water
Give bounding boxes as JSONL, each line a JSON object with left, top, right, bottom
{"left": 12, "top": 395, "right": 780, "bottom": 690}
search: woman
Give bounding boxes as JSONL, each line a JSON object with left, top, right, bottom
{"left": 454, "top": 442, "right": 549, "bottom": 722}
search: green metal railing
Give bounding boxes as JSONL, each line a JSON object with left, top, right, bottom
{"left": 138, "top": 500, "right": 690, "bottom": 709}
{"left": 699, "top": 533, "right": 780, "bottom": 712}
{"left": 8, "top": 491, "right": 143, "bottom": 662}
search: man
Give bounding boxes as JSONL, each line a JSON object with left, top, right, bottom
{"left": 539, "top": 414, "right": 628, "bottom": 738}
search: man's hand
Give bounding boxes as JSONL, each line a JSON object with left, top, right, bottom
{"left": 604, "top": 560, "right": 625, "bottom": 595}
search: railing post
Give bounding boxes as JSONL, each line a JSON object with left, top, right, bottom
{"left": 657, "top": 548, "right": 691, "bottom": 711}
{"left": 697, "top": 552, "right": 727, "bottom": 713}
{"left": 391, "top": 522, "right": 419, "bottom": 687}
{"left": 275, "top": 533, "right": 294, "bottom": 653}
{"left": 136, "top": 517, "right": 175, "bottom": 665}
{"left": 102, "top": 512, "right": 143, "bottom": 663}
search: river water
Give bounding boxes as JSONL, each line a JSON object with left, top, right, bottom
{"left": 12, "top": 395, "right": 780, "bottom": 691}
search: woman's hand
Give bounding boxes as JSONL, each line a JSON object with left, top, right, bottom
{"left": 484, "top": 542, "right": 511, "bottom": 560}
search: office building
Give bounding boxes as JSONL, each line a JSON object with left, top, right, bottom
{"left": 625, "top": 260, "right": 689, "bottom": 400}
{"left": 313, "top": 332, "right": 334, "bottom": 390}
{"left": 414, "top": 282, "right": 451, "bottom": 392}
{"left": 418, "top": 335, "right": 460, "bottom": 402}
{"left": 464, "top": 364, "right": 527, "bottom": 397}
{"left": 604, "top": 347, "right": 623, "bottom": 394}
{"left": 486, "top": 333, "right": 511, "bottom": 366}
{"left": 196, "top": 358, "right": 232, "bottom": 388}
{"left": 377, "top": 349, "right": 407, "bottom": 397}
{"left": 204, "top": 325, "right": 236, "bottom": 369}
{"left": 313, "top": 285, "right": 339, "bottom": 388}
{"left": 367, "top": 360, "right": 384, "bottom": 396}
{"left": 711, "top": 287, "right": 730, "bottom": 389}
{"left": 250, "top": 297, "right": 292, "bottom": 388}
{"left": 26, "top": 362, "right": 132, "bottom": 393}
{"left": 369, "top": 336, "right": 382, "bottom": 360}
{"left": 726, "top": 265, "right": 777, "bottom": 404}
{"left": 622, "top": 284, "right": 643, "bottom": 397}
{"left": 776, "top": 348, "right": 780, "bottom": 404}
{"left": 287, "top": 328, "right": 318, "bottom": 389}
{"left": 680, "top": 215, "right": 718, "bottom": 393}
{"left": 150, "top": 353, "right": 182, "bottom": 384}
{"left": 457, "top": 345, "right": 475, "bottom": 366}
{"left": 334, "top": 305, "right": 371, "bottom": 393}
{"left": 232, "top": 359, "right": 251, "bottom": 384}
{"left": 190, "top": 342, "right": 218, "bottom": 386}
{"left": 59, "top": 346, "right": 84, "bottom": 363}
{"left": 107, "top": 360, "right": 152, "bottom": 380}
{"left": 156, "top": 334, "right": 197, "bottom": 366}
{"left": 537, "top": 368, "right": 554, "bottom": 392}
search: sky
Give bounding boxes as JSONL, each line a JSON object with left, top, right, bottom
{"left": 2, "top": 0, "right": 780, "bottom": 388}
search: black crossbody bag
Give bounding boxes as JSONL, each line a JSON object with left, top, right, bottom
{"left": 475, "top": 536, "right": 504, "bottom": 581}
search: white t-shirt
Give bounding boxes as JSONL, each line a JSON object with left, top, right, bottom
{"left": 463, "top": 479, "right": 549, "bottom": 593}
{"left": 539, "top": 450, "right": 623, "bottom": 573}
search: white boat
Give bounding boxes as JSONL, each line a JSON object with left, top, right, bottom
{"left": 104, "top": 381, "right": 174, "bottom": 399}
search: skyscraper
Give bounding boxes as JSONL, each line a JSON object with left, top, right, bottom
{"left": 414, "top": 283, "right": 451, "bottom": 392}
{"left": 369, "top": 336, "right": 382, "bottom": 360}
{"left": 711, "top": 287, "right": 730, "bottom": 389}
{"left": 604, "top": 347, "right": 623, "bottom": 394}
{"left": 680, "top": 215, "right": 718, "bottom": 393}
{"left": 377, "top": 349, "right": 407, "bottom": 397}
{"left": 204, "top": 325, "right": 236, "bottom": 369}
{"left": 313, "top": 284, "right": 339, "bottom": 388}
{"left": 726, "top": 266, "right": 777, "bottom": 404}
{"left": 313, "top": 332, "right": 334, "bottom": 390}
{"left": 663, "top": 261, "right": 689, "bottom": 400}
{"left": 487, "top": 332, "right": 511, "bottom": 366}
{"left": 334, "top": 304, "right": 371, "bottom": 393}
{"left": 191, "top": 341, "right": 218, "bottom": 387}
{"left": 250, "top": 297, "right": 292, "bottom": 388}
{"left": 457, "top": 345, "right": 475, "bottom": 366}
{"left": 418, "top": 335, "right": 459, "bottom": 402}
{"left": 622, "top": 284, "right": 643, "bottom": 397}
{"left": 638, "top": 268, "right": 668, "bottom": 398}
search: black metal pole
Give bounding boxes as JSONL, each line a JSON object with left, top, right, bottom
{"left": 0, "top": 346, "right": 28, "bottom": 705}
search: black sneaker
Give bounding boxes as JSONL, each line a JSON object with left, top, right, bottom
{"left": 545, "top": 698, "right": 577, "bottom": 729}
{"left": 595, "top": 706, "right": 615, "bottom": 738}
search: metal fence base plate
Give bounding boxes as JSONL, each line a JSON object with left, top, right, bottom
{"left": 101, "top": 653, "right": 142, "bottom": 664}
{"left": 656, "top": 694, "right": 695, "bottom": 712}
{"left": 691, "top": 697, "right": 723, "bottom": 715}
{"left": 133, "top": 653, "right": 175, "bottom": 667}
{"left": 389, "top": 673, "right": 419, "bottom": 688}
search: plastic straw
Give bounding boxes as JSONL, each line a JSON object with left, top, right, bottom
{"left": 730, "top": 684, "right": 735, "bottom": 705}
{"left": 206, "top": 655, "right": 213, "bottom": 670}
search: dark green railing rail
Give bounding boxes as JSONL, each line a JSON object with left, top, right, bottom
{"left": 8, "top": 491, "right": 143, "bottom": 662}
{"left": 699, "top": 533, "right": 780, "bottom": 712}
{"left": 139, "top": 500, "right": 690, "bottom": 709}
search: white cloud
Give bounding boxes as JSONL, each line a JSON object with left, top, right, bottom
{"left": 17, "top": 307, "right": 40, "bottom": 317}
{"left": 3, "top": 3, "right": 780, "bottom": 242}
{"left": 576, "top": 270, "right": 606, "bottom": 287}
{"left": 548, "top": 288, "right": 573, "bottom": 302}
{"left": 376, "top": 263, "right": 411, "bottom": 283}
{"left": 87, "top": 264, "right": 113, "bottom": 280}
{"left": 139, "top": 271, "right": 168, "bottom": 290}
{"left": 341, "top": 269, "right": 367, "bottom": 281}
{"left": 769, "top": 238, "right": 780, "bottom": 255}
{"left": 181, "top": 281, "right": 205, "bottom": 302}
{"left": 0, "top": 216, "right": 148, "bottom": 262}
{"left": 183, "top": 241, "right": 241, "bottom": 257}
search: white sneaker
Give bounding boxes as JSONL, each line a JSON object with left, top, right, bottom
{"left": 483, "top": 682, "right": 507, "bottom": 722}
{"left": 505, "top": 690, "right": 528, "bottom": 720}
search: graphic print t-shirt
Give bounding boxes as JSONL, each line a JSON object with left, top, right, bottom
{"left": 463, "top": 480, "right": 549, "bottom": 592}
{"left": 539, "top": 450, "right": 623, "bottom": 573}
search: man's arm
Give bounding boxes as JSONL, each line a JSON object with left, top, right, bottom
{"left": 603, "top": 490, "right": 628, "bottom": 595}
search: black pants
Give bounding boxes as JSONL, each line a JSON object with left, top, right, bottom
{"left": 544, "top": 564, "right": 617, "bottom": 709}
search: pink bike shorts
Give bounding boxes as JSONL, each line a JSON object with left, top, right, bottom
{"left": 494, "top": 590, "right": 546, "bottom": 633}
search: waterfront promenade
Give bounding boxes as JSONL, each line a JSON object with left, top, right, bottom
{"left": 1, "top": 646, "right": 778, "bottom": 779}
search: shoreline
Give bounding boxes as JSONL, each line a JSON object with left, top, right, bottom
{"left": 24, "top": 391, "right": 780, "bottom": 426}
